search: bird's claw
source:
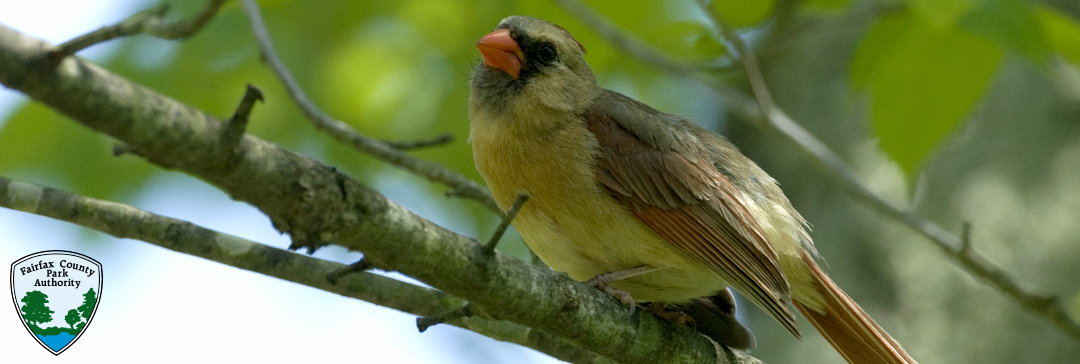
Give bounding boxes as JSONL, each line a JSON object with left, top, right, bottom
{"left": 587, "top": 274, "right": 637, "bottom": 315}
{"left": 646, "top": 302, "right": 694, "bottom": 325}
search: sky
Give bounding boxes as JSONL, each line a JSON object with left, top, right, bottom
{"left": 0, "top": 1, "right": 561, "bottom": 362}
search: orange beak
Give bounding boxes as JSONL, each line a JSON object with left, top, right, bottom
{"left": 476, "top": 29, "right": 524, "bottom": 79}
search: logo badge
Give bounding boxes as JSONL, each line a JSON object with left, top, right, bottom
{"left": 10, "top": 250, "right": 102, "bottom": 355}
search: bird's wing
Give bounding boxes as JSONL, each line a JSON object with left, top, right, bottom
{"left": 583, "top": 90, "right": 799, "bottom": 336}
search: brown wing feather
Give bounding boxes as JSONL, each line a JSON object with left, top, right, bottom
{"left": 584, "top": 91, "right": 800, "bottom": 336}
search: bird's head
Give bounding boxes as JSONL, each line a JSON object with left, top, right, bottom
{"left": 469, "top": 16, "right": 598, "bottom": 119}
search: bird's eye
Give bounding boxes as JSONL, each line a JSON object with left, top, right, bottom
{"left": 537, "top": 44, "right": 558, "bottom": 63}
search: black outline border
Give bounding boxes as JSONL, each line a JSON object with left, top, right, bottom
{"left": 10, "top": 250, "right": 102, "bottom": 356}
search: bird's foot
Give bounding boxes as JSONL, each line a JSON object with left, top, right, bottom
{"left": 585, "top": 273, "right": 637, "bottom": 313}
{"left": 645, "top": 302, "right": 695, "bottom": 326}
{"left": 585, "top": 265, "right": 663, "bottom": 315}
{"left": 670, "top": 289, "right": 757, "bottom": 350}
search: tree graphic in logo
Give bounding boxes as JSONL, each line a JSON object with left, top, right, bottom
{"left": 18, "top": 289, "right": 97, "bottom": 340}
{"left": 64, "top": 288, "right": 96, "bottom": 331}
{"left": 76, "top": 288, "right": 96, "bottom": 330}
{"left": 20, "top": 290, "right": 54, "bottom": 331}
{"left": 65, "top": 308, "right": 80, "bottom": 330}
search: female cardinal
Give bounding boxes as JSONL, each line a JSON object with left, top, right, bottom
{"left": 468, "top": 15, "right": 916, "bottom": 364}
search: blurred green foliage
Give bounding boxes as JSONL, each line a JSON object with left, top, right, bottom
{"left": 1038, "top": 6, "right": 1080, "bottom": 65}
{"left": 853, "top": 0, "right": 1080, "bottom": 174}
{"left": 852, "top": 11, "right": 1003, "bottom": 176}
{"left": 2, "top": 0, "right": 1079, "bottom": 363}
{"left": 711, "top": 0, "right": 776, "bottom": 27}
{"left": 900, "top": 0, "right": 973, "bottom": 27}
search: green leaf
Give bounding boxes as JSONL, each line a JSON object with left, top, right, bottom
{"left": 851, "top": 13, "right": 1003, "bottom": 174}
{"left": 1036, "top": 6, "right": 1080, "bottom": 66}
{"left": 899, "top": 0, "right": 973, "bottom": 28}
{"left": 851, "top": 13, "right": 917, "bottom": 88}
{"left": 711, "top": 0, "right": 777, "bottom": 28}
{"left": 959, "top": 0, "right": 1049, "bottom": 64}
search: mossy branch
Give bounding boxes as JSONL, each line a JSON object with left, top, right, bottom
{"left": 0, "top": 175, "right": 608, "bottom": 364}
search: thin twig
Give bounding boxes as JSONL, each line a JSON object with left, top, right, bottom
{"left": 531, "top": 250, "right": 544, "bottom": 266}
{"left": 381, "top": 133, "right": 454, "bottom": 150}
{"left": 151, "top": 0, "right": 230, "bottom": 39}
{"left": 960, "top": 221, "right": 972, "bottom": 253}
{"left": 549, "top": 0, "right": 760, "bottom": 116}
{"left": 417, "top": 303, "right": 475, "bottom": 332}
{"left": 50, "top": 0, "right": 227, "bottom": 59}
{"left": 224, "top": 84, "right": 264, "bottom": 147}
{"left": 485, "top": 193, "right": 528, "bottom": 252}
{"left": 112, "top": 144, "right": 135, "bottom": 157}
{"left": 445, "top": 186, "right": 468, "bottom": 199}
{"left": 326, "top": 258, "right": 371, "bottom": 284}
{"left": 51, "top": 2, "right": 168, "bottom": 58}
{"left": 696, "top": 0, "right": 776, "bottom": 112}
{"left": 237, "top": 0, "right": 500, "bottom": 214}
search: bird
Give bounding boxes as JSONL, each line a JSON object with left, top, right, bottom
{"left": 468, "top": 15, "right": 916, "bottom": 364}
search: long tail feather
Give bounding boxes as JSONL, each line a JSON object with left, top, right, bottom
{"left": 792, "top": 253, "right": 917, "bottom": 364}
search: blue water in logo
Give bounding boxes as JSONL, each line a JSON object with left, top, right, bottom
{"left": 37, "top": 332, "right": 76, "bottom": 352}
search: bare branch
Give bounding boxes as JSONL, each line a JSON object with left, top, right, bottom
{"left": 50, "top": 0, "right": 227, "bottom": 59}
{"left": 111, "top": 143, "right": 137, "bottom": 157}
{"left": 325, "top": 257, "right": 372, "bottom": 284}
{"left": 549, "top": 0, "right": 760, "bottom": 117}
{"left": 960, "top": 221, "right": 972, "bottom": 254}
{"left": 237, "top": 0, "right": 500, "bottom": 214}
{"left": 418, "top": 304, "right": 475, "bottom": 332}
{"left": 224, "top": 84, "right": 264, "bottom": 148}
{"left": 485, "top": 193, "right": 528, "bottom": 252}
{"left": 382, "top": 133, "right": 455, "bottom": 150}
{"left": 695, "top": 0, "right": 776, "bottom": 112}
{"left": 0, "top": 176, "right": 612, "bottom": 364}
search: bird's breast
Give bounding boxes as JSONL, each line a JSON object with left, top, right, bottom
{"left": 470, "top": 115, "right": 726, "bottom": 302}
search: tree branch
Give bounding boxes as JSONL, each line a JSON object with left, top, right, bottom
{"left": 484, "top": 193, "right": 529, "bottom": 252}
{"left": 0, "top": 24, "right": 758, "bottom": 364}
{"left": 556, "top": 0, "right": 1080, "bottom": 342}
{"left": 50, "top": 0, "right": 227, "bottom": 59}
{"left": 381, "top": 133, "right": 455, "bottom": 150}
{"left": 224, "top": 83, "right": 263, "bottom": 149}
{"left": 237, "top": 0, "right": 501, "bottom": 214}
{"left": 549, "top": 0, "right": 760, "bottom": 118}
{"left": 0, "top": 176, "right": 610, "bottom": 364}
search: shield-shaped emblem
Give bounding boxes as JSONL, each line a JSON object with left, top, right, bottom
{"left": 10, "top": 250, "right": 102, "bottom": 355}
